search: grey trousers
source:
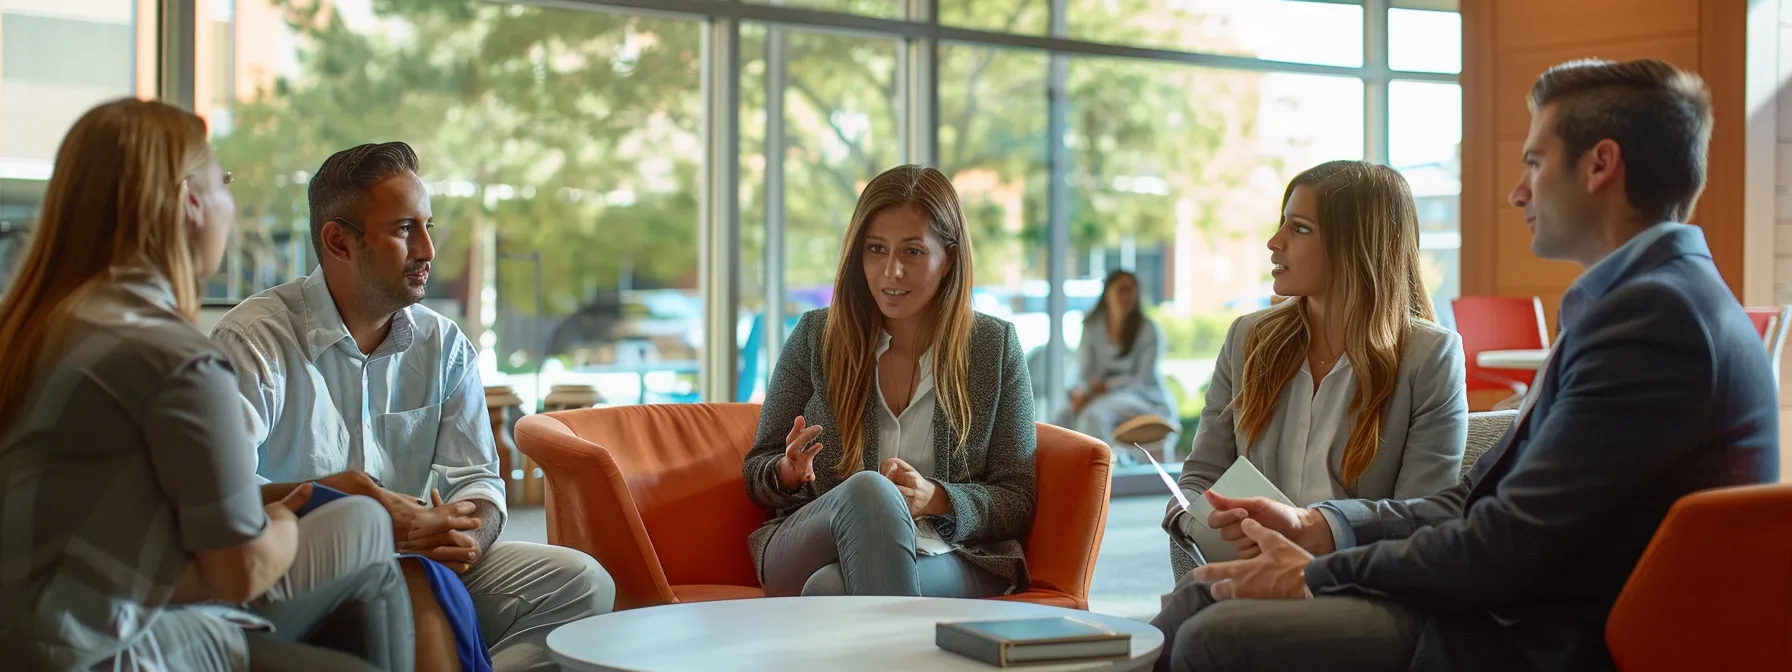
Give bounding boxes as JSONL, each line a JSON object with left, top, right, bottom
{"left": 761, "top": 471, "right": 1009, "bottom": 598}
{"left": 262, "top": 496, "right": 398, "bottom": 604}
{"left": 463, "top": 541, "right": 616, "bottom": 672}
{"left": 1149, "top": 573, "right": 1425, "bottom": 672}
{"left": 1053, "top": 388, "right": 1167, "bottom": 465}
{"left": 247, "top": 561, "right": 416, "bottom": 671}
{"left": 273, "top": 496, "right": 617, "bottom": 672}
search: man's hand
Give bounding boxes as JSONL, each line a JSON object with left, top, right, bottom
{"left": 1203, "top": 491, "right": 1335, "bottom": 558}
{"left": 1191, "top": 519, "right": 1315, "bottom": 601}
{"left": 397, "top": 491, "right": 481, "bottom": 547}
{"left": 882, "top": 458, "right": 949, "bottom": 518}
{"left": 396, "top": 491, "right": 485, "bottom": 573}
{"left": 399, "top": 529, "right": 479, "bottom": 573}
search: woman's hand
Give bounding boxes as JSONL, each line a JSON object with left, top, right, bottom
{"left": 881, "top": 458, "right": 949, "bottom": 518}
{"left": 777, "top": 415, "right": 825, "bottom": 491}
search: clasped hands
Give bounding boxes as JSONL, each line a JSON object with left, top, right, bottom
{"left": 777, "top": 415, "right": 949, "bottom": 517}
{"left": 319, "top": 471, "right": 484, "bottom": 573}
{"left": 1185, "top": 491, "right": 1337, "bottom": 602}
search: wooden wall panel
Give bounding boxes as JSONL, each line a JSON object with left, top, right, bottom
{"left": 1694, "top": 0, "right": 1748, "bottom": 294}
{"left": 1493, "top": 0, "right": 1700, "bottom": 52}
{"left": 1494, "top": 38, "right": 1702, "bottom": 139}
{"left": 1462, "top": 0, "right": 1749, "bottom": 324}
{"left": 1458, "top": 0, "right": 1498, "bottom": 301}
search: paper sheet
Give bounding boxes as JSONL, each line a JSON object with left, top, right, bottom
{"left": 1133, "top": 446, "right": 1295, "bottom": 564}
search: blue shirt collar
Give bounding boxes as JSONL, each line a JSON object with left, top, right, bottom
{"left": 299, "top": 267, "right": 416, "bottom": 362}
{"left": 1560, "top": 222, "right": 1688, "bottom": 330}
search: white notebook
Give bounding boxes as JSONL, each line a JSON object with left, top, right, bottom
{"left": 1185, "top": 457, "right": 1296, "bottom": 563}
{"left": 1135, "top": 448, "right": 1295, "bottom": 564}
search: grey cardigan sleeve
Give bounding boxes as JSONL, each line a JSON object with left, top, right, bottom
{"left": 1161, "top": 316, "right": 1245, "bottom": 534}
{"left": 930, "top": 322, "right": 1038, "bottom": 546}
{"left": 742, "top": 312, "right": 821, "bottom": 512}
{"left": 1391, "top": 329, "right": 1469, "bottom": 499}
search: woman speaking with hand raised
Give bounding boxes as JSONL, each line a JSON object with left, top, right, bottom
{"left": 741, "top": 165, "right": 1038, "bottom": 599}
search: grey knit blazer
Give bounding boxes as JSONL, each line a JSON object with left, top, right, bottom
{"left": 743, "top": 308, "right": 1039, "bottom": 591}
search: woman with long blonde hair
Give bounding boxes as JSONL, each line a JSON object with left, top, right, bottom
{"left": 1160, "top": 160, "right": 1468, "bottom": 559}
{"left": 742, "top": 164, "right": 1037, "bottom": 598}
{"left": 0, "top": 99, "right": 416, "bottom": 671}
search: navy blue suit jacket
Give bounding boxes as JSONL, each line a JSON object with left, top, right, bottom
{"left": 1306, "top": 225, "right": 1780, "bottom": 671}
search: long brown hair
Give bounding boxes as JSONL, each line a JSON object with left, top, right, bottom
{"left": 1233, "top": 160, "right": 1435, "bottom": 487}
{"left": 823, "top": 165, "right": 976, "bottom": 478}
{"left": 1086, "top": 269, "right": 1144, "bottom": 356}
{"left": 0, "top": 99, "right": 212, "bottom": 425}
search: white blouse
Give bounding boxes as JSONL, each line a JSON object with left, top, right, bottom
{"left": 1277, "top": 356, "right": 1358, "bottom": 505}
{"left": 873, "top": 332, "right": 953, "bottom": 554}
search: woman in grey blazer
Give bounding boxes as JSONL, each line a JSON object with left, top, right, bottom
{"left": 742, "top": 165, "right": 1037, "bottom": 599}
{"left": 1161, "top": 160, "right": 1468, "bottom": 554}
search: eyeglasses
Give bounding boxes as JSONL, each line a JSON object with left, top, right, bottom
{"left": 329, "top": 216, "right": 364, "bottom": 235}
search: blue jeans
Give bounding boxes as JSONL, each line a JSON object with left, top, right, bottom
{"left": 760, "top": 471, "right": 1009, "bottom": 598}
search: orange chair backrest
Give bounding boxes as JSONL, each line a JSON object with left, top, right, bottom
{"left": 1452, "top": 296, "right": 1549, "bottom": 392}
{"left": 1022, "top": 423, "right": 1112, "bottom": 603}
{"left": 1607, "top": 483, "right": 1792, "bottom": 671}
{"left": 539, "top": 403, "right": 766, "bottom": 589}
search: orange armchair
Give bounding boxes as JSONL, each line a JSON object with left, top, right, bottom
{"left": 514, "top": 404, "right": 1112, "bottom": 610}
{"left": 515, "top": 403, "right": 768, "bottom": 610}
{"left": 1606, "top": 483, "right": 1792, "bottom": 671}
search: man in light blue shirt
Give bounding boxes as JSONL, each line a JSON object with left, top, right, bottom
{"left": 213, "top": 142, "right": 614, "bottom": 671}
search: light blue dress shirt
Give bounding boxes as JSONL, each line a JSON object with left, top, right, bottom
{"left": 1314, "top": 222, "right": 1684, "bottom": 551}
{"left": 210, "top": 269, "right": 507, "bottom": 518}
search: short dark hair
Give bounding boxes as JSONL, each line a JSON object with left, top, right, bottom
{"left": 1529, "top": 58, "right": 1712, "bottom": 223}
{"left": 308, "top": 141, "right": 421, "bottom": 259}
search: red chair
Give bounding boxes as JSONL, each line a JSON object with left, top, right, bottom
{"left": 1745, "top": 306, "right": 1789, "bottom": 387}
{"left": 1452, "top": 296, "right": 1549, "bottom": 396}
{"left": 1606, "top": 484, "right": 1792, "bottom": 671}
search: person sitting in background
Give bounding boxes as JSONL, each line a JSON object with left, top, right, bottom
{"left": 1149, "top": 58, "right": 1779, "bottom": 672}
{"left": 1161, "top": 159, "right": 1468, "bottom": 550}
{"left": 1055, "top": 269, "right": 1177, "bottom": 465}
{"left": 0, "top": 98, "right": 413, "bottom": 671}
{"left": 742, "top": 164, "right": 1037, "bottom": 599}
{"left": 209, "top": 141, "right": 614, "bottom": 671}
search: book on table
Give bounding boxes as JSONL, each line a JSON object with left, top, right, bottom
{"left": 935, "top": 617, "right": 1130, "bottom": 667}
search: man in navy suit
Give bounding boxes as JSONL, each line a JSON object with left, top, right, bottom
{"left": 1148, "top": 58, "right": 1780, "bottom": 672}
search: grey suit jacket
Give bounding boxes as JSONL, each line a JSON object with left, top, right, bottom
{"left": 1161, "top": 308, "right": 1468, "bottom": 533}
{"left": 1307, "top": 225, "right": 1780, "bottom": 671}
{"left": 743, "top": 309, "right": 1038, "bottom": 590}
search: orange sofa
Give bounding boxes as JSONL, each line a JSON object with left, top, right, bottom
{"left": 1606, "top": 483, "right": 1792, "bottom": 671}
{"left": 514, "top": 403, "right": 1111, "bottom": 610}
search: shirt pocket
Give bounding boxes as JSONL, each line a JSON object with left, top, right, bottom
{"left": 373, "top": 403, "right": 443, "bottom": 496}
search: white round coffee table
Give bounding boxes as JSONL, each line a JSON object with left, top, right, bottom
{"left": 547, "top": 596, "right": 1163, "bottom": 671}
